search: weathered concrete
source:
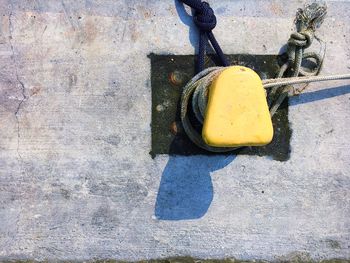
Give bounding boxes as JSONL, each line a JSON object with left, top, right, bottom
{"left": 0, "top": 0, "right": 349, "bottom": 261}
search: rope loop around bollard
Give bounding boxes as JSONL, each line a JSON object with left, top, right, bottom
{"left": 177, "top": 1, "right": 350, "bottom": 151}
{"left": 180, "top": 69, "right": 350, "bottom": 152}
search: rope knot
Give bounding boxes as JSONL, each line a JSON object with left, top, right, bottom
{"left": 295, "top": 2, "right": 327, "bottom": 31}
{"left": 193, "top": 2, "right": 217, "bottom": 32}
{"left": 287, "top": 3, "right": 327, "bottom": 50}
{"left": 179, "top": 0, "right": 228, "bottom": 72}
{"left": 288, "top": 30, "right": 314, "bottom": 49}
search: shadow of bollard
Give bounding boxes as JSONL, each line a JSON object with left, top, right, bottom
{"left": 155, "top": 155, "right": 235, "bottom": 220}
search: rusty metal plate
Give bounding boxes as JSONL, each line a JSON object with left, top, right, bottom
{"left": 149, "top": 54, "right": 292, "bottom": 161}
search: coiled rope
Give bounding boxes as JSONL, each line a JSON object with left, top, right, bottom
{"left": 181, "top": 69, "right": 350, "bottom": 152}
{"left": 268, "top": 2, "right": 328, "bottom": 115}
{"left": 178, "top": 0, "right": 350, "bottom": 152}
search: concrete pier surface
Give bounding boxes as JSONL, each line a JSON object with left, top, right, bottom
{"left": 0, "top": 0, "right": 349, "bottom": 261}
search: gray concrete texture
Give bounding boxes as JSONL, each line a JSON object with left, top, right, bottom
{"left": 0, "top": 0, "right": 349, "bottom": 261}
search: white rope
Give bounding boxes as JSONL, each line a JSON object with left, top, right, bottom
{"left": 180, "top": 66, "right": 350, "bottom": 152}
{"left": 263, "top": 73, "right": 350, "bottom": 88}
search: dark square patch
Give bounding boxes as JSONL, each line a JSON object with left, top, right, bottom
{"left": 149, "top": 54, "right": 291, "bottom": 161}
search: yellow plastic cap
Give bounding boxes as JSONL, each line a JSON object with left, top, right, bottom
{"left": 202, "top": 66, "right": 273, "bottom": 147}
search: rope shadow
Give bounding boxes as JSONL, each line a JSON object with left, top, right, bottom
{"left": 174, "top": 0, "right": 199, "bottom": 53}
{"left": 289, "top": 85, "right": 350, "bottom": 106}
{"left": 155, "top": 154, "right": 235, "bottom": 220}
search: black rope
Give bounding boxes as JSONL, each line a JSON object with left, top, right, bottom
{"left": 179, "top": 0, "right": 228, "bottom": 73}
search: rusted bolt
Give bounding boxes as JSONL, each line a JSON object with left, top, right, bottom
{"left": 169, "top": 121, "right": 183, "bottom": 135}
{"left": 169, "top": 70, "right": 186, "bottom": 86}
{"left": 156, "top": 104, "right": 165, "bottom": 112}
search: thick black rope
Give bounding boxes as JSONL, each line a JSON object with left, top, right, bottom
{"left": 179, "top": 0, "right": 228, "bottom": 73}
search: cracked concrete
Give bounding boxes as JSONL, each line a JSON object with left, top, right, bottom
{"left": 0, "top": 0, "right": 349, "bottom": 262}
{"left": 8, "top": 8, "right": 28, "bottom": 172}
{"left": 5, "top": 10, "right": 29, "bottom": 188}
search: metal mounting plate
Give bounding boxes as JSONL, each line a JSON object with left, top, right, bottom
{"left": 150, "top": 54, "right": 292, "bottom": 161}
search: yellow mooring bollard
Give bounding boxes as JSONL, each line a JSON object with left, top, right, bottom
{"left": 202, "top": 66, "right": 273, "bottom": 147}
